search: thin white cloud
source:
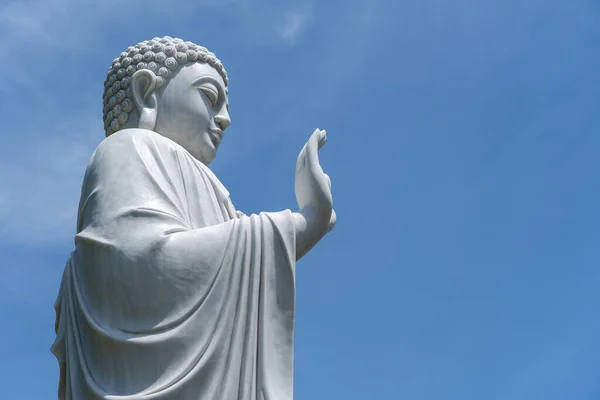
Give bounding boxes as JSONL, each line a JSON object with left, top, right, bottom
{"left": 0, "top": 1, "right": 50, "bottom": 43}
{"left": 0, "top": 0, "right": 113, "bottom": 91}
{"left": 277, "top": 9, "right": 309, "bottom": 44}
{"left": 0, "top": 113, "right": 102, "bottom": 245}
{"left": 0, "top": 0, "right": 101, "bottom": 50}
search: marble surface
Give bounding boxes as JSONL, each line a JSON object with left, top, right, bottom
{"left": 51, "top": 36, "right": 335, "bottom": 400}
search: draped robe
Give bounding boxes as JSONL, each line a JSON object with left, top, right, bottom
{"left": 51, "top": 129, "right": 296, "bottom": 400}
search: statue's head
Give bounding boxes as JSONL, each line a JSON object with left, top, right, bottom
{"left": 102, "top": 36, "right": 230, "bottom": 165}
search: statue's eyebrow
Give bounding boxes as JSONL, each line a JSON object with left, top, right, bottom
{"left": 193, "top": 75, "right": 228, "bottom": 110}
{"left": 192, "top": 76, "right": 225, "bottom": 92}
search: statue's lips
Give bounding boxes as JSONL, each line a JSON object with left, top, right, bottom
{"left": 209, "top": 128, "right": 223, "bottom": 145}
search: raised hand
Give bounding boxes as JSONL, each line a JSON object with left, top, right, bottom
{"left": 293, "top": 128, "right": 336, "bottom": 260}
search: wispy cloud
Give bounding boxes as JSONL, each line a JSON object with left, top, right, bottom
{"left": 277, "top": 8, "right": 310, "bottom": 45}
{"left": 0, "top": 1, "right": 50, "bottom": 44}
{"left": 0, "top": 113, "right": 101, "bottom": 245}
{"left": 0, "top": 1, "right": 118, "bottom": 244}
{"left": 0, "top": 0, "right": 118, "bottom": 92}
{"left": 0, "top": 0, "right": 105, "bottom": 52}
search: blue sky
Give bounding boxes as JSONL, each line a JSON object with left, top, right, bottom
{"left": 1, "top": 0, "right": 600, "bottom": 398}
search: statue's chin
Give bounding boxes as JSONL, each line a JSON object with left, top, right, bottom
{"left": 199, "top": 155, "right": 215, "bottom": 166}
{"left": 199, "top": 133, "right": 219, "bottom": 165}
{"left": 190, "top": 145, "right": 216, "bottom": 166}
{"left": 154, "top": 130, "right": 217, "bottom": 165}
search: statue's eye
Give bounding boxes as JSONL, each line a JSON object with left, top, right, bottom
{"left": 199, "top": 86, "right": 218, "bottom": 106}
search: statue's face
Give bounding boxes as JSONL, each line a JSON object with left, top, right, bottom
{"left": 154, "top": 62, "right": 230, "bottom": 165}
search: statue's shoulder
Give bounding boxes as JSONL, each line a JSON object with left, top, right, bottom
{"left": 97, "top": 129, "right": 160, "bottom": 152}
{"left": 92, "top": 129, "right": 170, "bottom": 161}
{"left": 87, "top": 129, "right": 171, "bottom": 175}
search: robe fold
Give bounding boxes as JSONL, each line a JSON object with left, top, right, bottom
{"left": 51, "top": 129, "right": 296, "bottom": 400}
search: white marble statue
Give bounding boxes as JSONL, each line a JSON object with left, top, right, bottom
{"left": 51, "top": 36, "right": 335, "bottom": 400}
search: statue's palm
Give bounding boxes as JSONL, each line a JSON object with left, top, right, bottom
{"left": 295, "top": 129, "right": 336, "bottom": 234}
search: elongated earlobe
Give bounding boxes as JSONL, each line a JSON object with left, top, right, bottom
{"left": 130, "top": 69, "right": 158, "bottom": 130}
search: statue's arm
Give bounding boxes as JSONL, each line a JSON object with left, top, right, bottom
{"left": 85, "top": 129, "right": 331, "bottom": 264}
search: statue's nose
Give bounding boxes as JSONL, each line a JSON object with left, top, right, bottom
{"left": 214, "top": 110, "right": 231, "bottom": 131}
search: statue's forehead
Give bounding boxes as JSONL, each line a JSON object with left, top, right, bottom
{"left": 177, "top": 62, "right": 227, "bottom": 91}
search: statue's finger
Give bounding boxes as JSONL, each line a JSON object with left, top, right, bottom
{"left": 328, "top": 209, "right": 337, "bottom": 232}
{"left": 318, "top": 129, "right": 327, "bottom": 150}
{"left": 309, "top": 128, "right": 321, "bottom": 148}
{"left": 296, "top": 140, "right": 309, "bottom": 170}
{"left": 306, "top": 128, "right": 321, "bottom": 164}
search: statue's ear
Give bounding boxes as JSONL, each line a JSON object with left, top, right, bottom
{"left": 130, "top": 69, "right": 158, "bottom": 130}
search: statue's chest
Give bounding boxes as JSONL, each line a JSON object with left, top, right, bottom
{"left": 183, "top": 174, "right": 236, "bottom": 229}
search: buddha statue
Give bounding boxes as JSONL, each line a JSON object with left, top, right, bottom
{"left": 51, "top": 36, "right": 335, "bottom": 400}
